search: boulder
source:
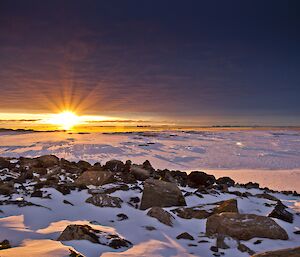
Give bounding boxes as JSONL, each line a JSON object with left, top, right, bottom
{"left": 206, "top": 213, "right": 288, "bottom": 240}
{"left": 213, "top": 199, "right": 238, "bottom": 214}
{"left": 104, "top": 160, "right": 125, "bottom": 173}
{"left": 147, "top": 207, "right": 174, "bottom": 226}
{"left": 0, "top": 239, "right": 11, "bottom": 250}
{"left": 76, "top": 170, "right": 115, "bottom": 186}
{"left": 255, "top": 193, "right": 279, "bottom": 202}
{"left": 140, "top": 179, "right": 186, "bottom": 210}
{"left": 216, "top": 177, "right": 235, "bottom": 187}
{"left": 77, "top": 160, "right": 92, "bottom": 171}
{"left": 0, "top": 157, "right": 10, "bottom": 169}
{"left": 57, "top": 224, "right": 132, "bottom": 249}
{"left": 176, "top": 232, "right": 194, "bottom": 240}
{"left": 57, "top": 224, "right": 99, "bottom": 243}
{"left": 187, "top": 171, "right": 216, "bottom": 188}
{"left": 36, "top": 155, "right": 59, "bottom": 168}
{"left": 142, "top": 160, "right": 155, "bottom": 172}
{"left": 251, "top": 246, "right": 300, "bottom": 257}
{"left": 172, "top": 207, "right": 210, "bottom": 219}
{"left": 268, "top": 202, "right": 294, "bottom": 223}
{"left": 86, "top": 194, "right": 123, "bottom": 208}
{"left": 130, "top": 165, "right": 150, "bottom": 181}
{"left": 0, "top": 183, "right": 14, "bottom": 195}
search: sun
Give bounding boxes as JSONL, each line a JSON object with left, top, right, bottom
{"left": 48, "top": 111, "right": 81, "bottom": 130}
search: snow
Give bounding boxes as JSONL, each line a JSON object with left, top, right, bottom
{"left": 0, "top": 129, "right": 300, "bottom": 256}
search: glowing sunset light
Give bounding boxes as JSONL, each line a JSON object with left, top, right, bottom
{"left": 47, "top": 111, "right": 81, "bottom": 130}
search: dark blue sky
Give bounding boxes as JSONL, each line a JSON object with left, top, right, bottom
{"left": 0, "top": 0, "right": 299, "bottom": 125}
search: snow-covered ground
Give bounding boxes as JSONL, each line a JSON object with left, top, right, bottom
{"left": 0, "top": 129, "right": 299, "bottom": 191}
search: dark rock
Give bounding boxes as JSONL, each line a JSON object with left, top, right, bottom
{"left": 187, "top": 171, "right": 216, "bottom": 188}
{"left": 198, "top": 240, "right": 209, "bottom": 243}
{"left": 253, "top": 240, "right": 263, "bottom": 244}
{"left": 244, "top": 182, "right": 259, "bottom": 189}
{"left": 255, "top": 193, "right": 279, "bottom": 202}
{"left": 210, "top": 246, "right": 219, "bottom": 252}
{"left": 86, "top": 194, "right": 123, "bottom": 208}
{"left": 63, "top": 200, "right": 74, "bottom": 206}
{"left": 294, "top": 230, "right": 300, "bottom": 235}
{"left": 128, "top": 197, "right": 140, "bottom": 209}
{"left": 147, "top": 207, "right": 174, "bottom": 226}
{"left": 238, "top": 243, "right": 255, "bottom": 255}
{"left": 0, "top": 183, "right": 14, "bottom": 195}
{"left": 57, "top": 224, "right": 100, "bottom": 243}
{"left": 251, "top": 246, "right": 300, "bottom": 257}
{"left": 268, "top": 202, "right": 293, "bottom": 223}
{"left": 216, "top": 177, "right": 235, "bottom": 187}
{"left": 116, "top": 213, "right": 128, "bottom": 221}
{"left": 176, "top": 232, "right": 194, "bottom": 240}
{"left": 77, "top": 160, "right": 92, "bottom": 171}
{"left": 142, "top": 160, "right": 155, "bottom": 172}
{"left": 216, "top": 235, "right": 230, "bottom": 249}
{"left": 140, "top": 178, "right": 186, "bottom": 210}
{"left": 31, "top": 190, "right": 43, "bottom": 198}
{"left": 172, "top": 207, "right": 210, "bottom": 219}
{"left": 104, "top": 160, "right": 125, "bottom": 173}
{"left": 0, "top": 239, "right": 11, "bottom": 250}
{"left": 206, "top": 213, "right": 288, "bottom": 240}
{"left": 0, "top": 157, "right": 10, "bottom": 169}
{"left": 144, "top": 226, "right": 156, "bottom": 231}
{"left": 36, "top": 155, "right": 59, "bottom": 168}
{"left": 55, "top": 184, "right": 71, "bottom": 195}
{"left": 213, "top": 199, "right": 238, "bottom": 214}
{"left": 76, "top": 170, "right": 115, "bottom": 186}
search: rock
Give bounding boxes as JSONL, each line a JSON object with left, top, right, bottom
{"left": 140, "top": 178, "right": 186, "bottom": 210}
{"left": 172, "top": 207, "right": 210, "bottom": 219}
{"left": 55, "top": 184, "right": 71, "bottom": 195}
{"left": 0, "top": 239, "right": 11, "bottom": 250}
{"left": 63, "top": 200, "right": 74, "bottom": 206}
{"left": 251, "top": 246, "right": 300, "bottom": 257}
{"left": 104, "top": 160, "right": 125, "bottom": 173}
{"left": 130, "top": 165, "right": 150, "bottom": 181}
{"left": 244, "top": 182, "right": 259, "bottom": 189}
{"left": 69, "top": 249, "right": 84, "bottom": 257}
{"left": 210, "top": 246, "right": 219, "bottom": 252}
{"left": 31, "top": 190, "right": 43, "bottom": 197}
{"left": 57, "top": 224, "right": 99, "bottom": 243}
{"left": 58, "top": 224, "right": 132, "bottom": 249}
{"left": 176, "top": 232, "right": 194, "bottom": 240}
{"left": 206, "top": 213, "right": 288, "bottom": 240}
{"left": 0, "top": 183, "right": 14, "bottom": 195}
{"left": 144, "top": 226, "right": 156, "bottom": 231}
{"left": 128, "top": 196, "right": 140, "bottom": 209}
{"left": 216, "top": 235, "right": 230, "bottom": 249}
{"left": 147, "top": 207, "right": 174, "bottom": 226}
{"left": 187, "top": 171, "right": 216, "bottom": 188}
{"left": 253, "top": 240, "right": 263, "bottom": 244}
{"left": 294, "top": 230, "right": 300, "bottom": 234}
{"left": 86, "top": 194, "right": 123, "bottom": 208}
{"left": 0, "top": 157, "right": 10, "bottom": 169}
{"left": 255, "top": 193, "right": 279, "bottom": 202}
{"left": 77, "top": 160, "right": 92, "bottom": 171}
{"left": 76, "top": 170, "right": 115, "bottom": 186}
{"left": 238, "top": 243, "right": 255, "bottom": 255}
{"left": 216, "top": 177, "right": 235, "bottom": 187}
{"left": 36, "top": 155, "right": 59, "bottom": 168}
{"left": 213, "top": 199, "right": 238, "bottom": 214}
{"left": 142, "top": 160, "right": 155, "bottom": 172}
{"left": 268, "top": 202, "right": 294, "bottom": 223}
{"left": 116, "top": 213, "right": 128, "bottom": 221}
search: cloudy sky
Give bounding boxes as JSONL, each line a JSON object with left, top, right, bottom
{"left": 0, "top": 0, "right": 299, "bottom": 125}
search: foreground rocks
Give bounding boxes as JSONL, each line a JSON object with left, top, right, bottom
{"left": 58, "top": 224, "right": 132, "bottom": 249}
{"left": 251, "top": 246, "right": 300, "bottom": 257}
{"left": 268, "top": 202, "right": 294, "bottom": 223}
{"left": 0, "top": 240, "right": 11, "bottom": 250}
{"left": 206, "top": 213, "right": 289, "bottom": 240}
{"left": 147, "top": 207, "right": 174, "bottom": 226}
{"left": 86, "top": 194, "right": 123, "bottom": 208}
{"left": 76, "top": 170, "right": 115, "bottom": 186}
{"left": 140, "top": 178, "right": 186, "bottom": 210}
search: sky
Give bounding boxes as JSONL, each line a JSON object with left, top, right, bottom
{"left": 0, "top": 0, "right": 299, "bottom": 126}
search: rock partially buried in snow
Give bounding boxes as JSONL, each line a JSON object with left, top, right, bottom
{"left": 140, "top": 178, "right": 186, "bottom": 210}
{"left": 172, "top": 207, "right": 210, "bottom": 219}
{"left": 213, "top": 199, "right": 239, "bottom": 214}
{"left": 57, "top": 224, "right": 132, "bottom": 249}
{"left": 251, "top": 246, "right": 300, "bottom": 257}
{"left": 104, "top": 160, "right": 125, "bottom": 173}
{"left": 147, "top": 207, "right": 174, "bottom": 226}
{"left": 0, "top": 240, "right": 11, "bottom": 250}
{"left": 268, "top": 202, "right": 294, "bottom": 223}
{"left": 206, "top": 213, "right": 288, "bottom": 240}
{"left": 216, "top": 176, "right": 235, "bottom": 187}
{"left": 76, "top": 170, "right": 115, "bottom": 186}
{"left": 86, "top": 194, "right": 123, "bottom": 208}
{"left": 187, "top": 171, "right": 216, "bottom": 188}
{"left": 176, "top": 232, "right": 194, "bottom": 240}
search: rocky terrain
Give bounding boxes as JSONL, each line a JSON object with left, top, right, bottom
{"left": 0, "top": 155, "right": 299, "bottom": 256}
